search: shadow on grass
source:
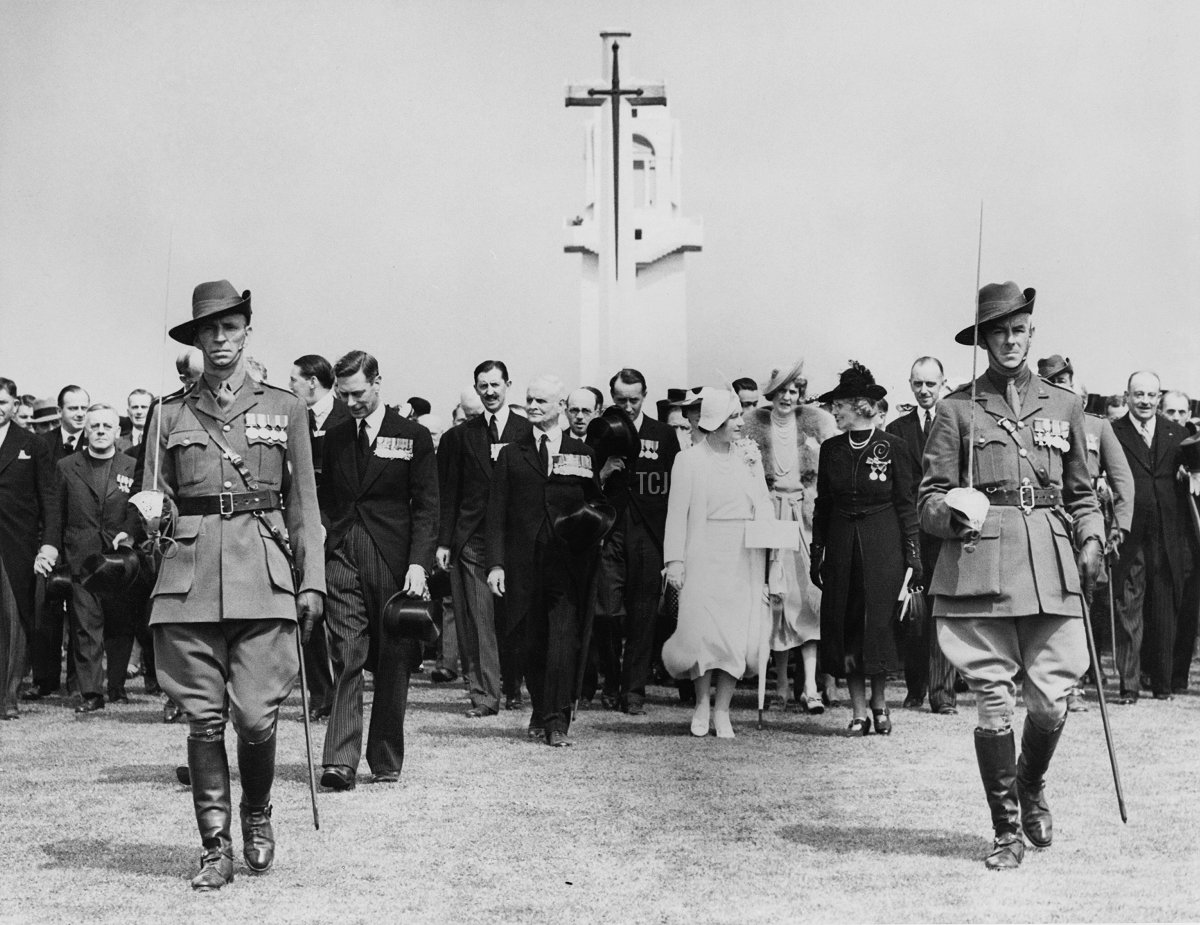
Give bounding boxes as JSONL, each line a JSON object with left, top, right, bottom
{"left": 777, "top": 822, "right": 990, "bottom": 859}
{"left": 103, "top": 709, "right": 165, "bottom": 725}
{"left": 411, "top": 699, "right": 478, "bottom": 715}
{"left": 98, "top": 764, "right": 182, "bottom": 785}
{"left": 419, "top": 724, "right": 529, "bottom": 740}
{"left": 40, "top": 838, "right": 194, "bottom": 878}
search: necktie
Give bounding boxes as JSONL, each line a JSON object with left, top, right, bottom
{"left": 539, "top": 433, "right": 550, "bottom": 475}
{"left": 1006, "top": 379, "right": 1022, "bottom": 419}
{"left": 489, "top": 415, "right": 500, "bottom": 444}
{"left": 1140, "top": 422, "right": 1153, "bottom": 449}
{"left": 216, "top": 381, "right": 235, "bottom": 410}
{"left": 357, "top": 420, "right": 371, "bottom": 480}
{"left": 921, "top": 411, "right": 931, "bottom": 442}
{"left": 63, "top": 437, "right": 74, "bottom": 454}
{"left": 308, "top": 408, "right": 318, "bottom": 435}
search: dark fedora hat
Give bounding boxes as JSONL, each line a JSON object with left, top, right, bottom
{"left": 80, "top": 547, "right": 142, "bottom": 594}
{"left": 1037, "top": 354, "right": 1073, "bottom": 380}
{"left": 169, "top": 280, "right": 252, "bottom": 345}
{"left": 1180, "top": 432, "right": 1200, "bottom": 472}
{"left": 381, "top": 593, "right": 440, "bottom": 644}
{"left": 553, "top": 499, "right": 617, "bottom": 554}
{"left": 44, "top": 564, "right": 73, "bottom": 601}
{"left": 586, "top": 406, "right": 639, "bottom": 463}
{"left": 956, "top": 281, "right": 1036, "bottom": 346}
{"left": 816, "top": 360, "right": 887, "bottom": 404}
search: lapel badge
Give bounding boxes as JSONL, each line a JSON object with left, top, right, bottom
{"left": 115, "top": 473, "right": 133, "bottom": 493}
{"left": 490, "top": 442, "right": 507, "bottom": 462}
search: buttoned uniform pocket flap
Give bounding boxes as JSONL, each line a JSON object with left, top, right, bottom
{"left": 257, "top": 519, "right": 295, "bottom": 593}
{"left": 1047, "top": 514, "right": 1082, "bottom": 595}
{"left": 171, "top": 516, "right": 203, "bottom": 540}
{"left": 928, "top": 509, "right": 1002, "bottom": 598}
{"left": 153, "top": 517, "right": 203, "bottom": 596}
{"left": 167, "top": 431, "right": 210, "bottom": 450}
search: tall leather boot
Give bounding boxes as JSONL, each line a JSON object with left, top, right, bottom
{"left": 238, "top": 726, "right": 277, "bottom": 873}
{"left": 974, "top": 728, "right": 1025, "bottom": 870}
{"left": 1016, "top": 717, "right": 1065, "bottom": 848}
{"left": 187, "top": 728, "right": 234, "bottom": 891}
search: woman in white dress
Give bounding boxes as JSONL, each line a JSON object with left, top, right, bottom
{"left": 662, "top": 390, "right": 774, "bottom": 738}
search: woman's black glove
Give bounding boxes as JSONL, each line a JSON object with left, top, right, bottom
{"left": 809, "top": 544, "right": 824, "bottom": 589}
{"left": 904, "top": 539, "right": 923, "bottom": 591}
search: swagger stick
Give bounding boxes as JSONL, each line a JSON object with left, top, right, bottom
{"left": 1080, "top": 590, "right": 1128, "bottom": 823}
{"left": 293, "top": 622, "right": 321, "bottom": 829}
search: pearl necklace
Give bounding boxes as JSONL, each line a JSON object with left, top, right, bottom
{"left": 847, "top": 427, "right": 875, "bottom": 451}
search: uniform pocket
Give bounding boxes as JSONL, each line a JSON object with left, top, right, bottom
{"left": 1048, "top": 514, "right": 1082, "bottom": 595}
{"left": 258, "top": 519, "right": 296, "bottom": 593}
{"left": 167, "top": 430, "right": 211, "bottom": 489}
{"left": 153, "top": 516, "right": 203, "bottom": 595}
{"left": 929, "top": 510, "right": 1002, "bottom": 597}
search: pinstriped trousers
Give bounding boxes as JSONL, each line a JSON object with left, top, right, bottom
{"left": 451, "top": 534, "right": 502, "bottom": 712}
{"left": 323, "top": 521, "right": 420, "bottom": 775}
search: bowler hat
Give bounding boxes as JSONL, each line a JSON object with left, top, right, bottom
{"left": 586, "top": 406, "right": 639, "bottom": 463}
{"left": 30, "top": 399, "right": 61, "bottom": 425}
{"left": 80, "top": 547, "right": 142, "bottom": 594}
{"left": 44, "top": 564, "right": 73, "bottom": 601}
{"left": 553, "top": 499, "right": 617, "bottom": 554}
{"left": 816, "top": 361, "right": 887, "bottom": 404}
{"left": 956, "top": 281, "right": 1036, "bottom": 346}
{"left": 1037, "top": 354, "right": 1073, "bottom": 381}
{"left": 169, "top": 280, "right": 252, "bottom": 345}
{"left": 762, "top": 359, "right": 806, "bottom": 399}
{"left": 1180, "top": 432, "right": 1200, "bottom": 472}
{"left": 381, "top": 593, "right": 440, "bottom": 644}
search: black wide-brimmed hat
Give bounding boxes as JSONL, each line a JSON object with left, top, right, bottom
{"left": 80, "top": 548, "right": 142, "bottom": 594}
{"left": 586, "top": 406, "right": 639, "bottom": 462}
{"left": 956, "top": 281, "right": 1036, "bottom": 346}
{"left": 44, "top": 564, "right": 73, "bottom": 601}
{"left": 1037, "top": 354, "right": 1073, "bottom": 380}
{"left": 553, "top": 499, "right": 617, "bottom": 554}
{"left": 666, "top": 387, "right": 703, "bottom": 407}
{"left": 169, "top": 280, "right": 252, "bottom": 345}
{"left": 816, "top": 360, "right": 887, "bottom": 404}
{"left": 381, "top": 593, "right": 440, "bottom": 644}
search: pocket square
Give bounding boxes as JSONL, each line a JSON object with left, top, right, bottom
{"left": 17, "top": 449, "right": 31, "bottom": 460}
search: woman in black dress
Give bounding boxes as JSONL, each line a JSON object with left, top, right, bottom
{"left": 810, "top": 362, "right": 922, "bottom": 736}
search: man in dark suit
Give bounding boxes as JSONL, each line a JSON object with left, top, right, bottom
{"left": 1111, "top": 370, "right": 1199, "bottom": 702}
{"left": 594, "top": 368, "right": 679, "bottom": 714}
{"left": 0, "top": 377, "right": 60, "bottom": 719}
{"left": 887, "top": 356, "right": 958, "bottom": 714}
{"left": 289, "top": 354, "right": 352, "bottom": 722}
{"left": 23, "top": 384, "right": 90, "bottom": 700}
{"left": 436, "top": 360, "right": 533, "bottom": 716}
{"left": 116, "top": 389, "right": 154, "bottom": 455}
{"left": 486, "top": 374, "right": 602, "bottom": 747}
{"left": 51, "top": 404, "right": 142, "bottom": 712}
{"left": 319, "top": 350, "right": 438, "bottom": 789}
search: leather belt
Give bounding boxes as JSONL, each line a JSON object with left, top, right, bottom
{"left": 177, "top": 489, "right": 282, "bottom": 518}
{"left": 984, "top": 485, "right": 1061, "bottom": 514}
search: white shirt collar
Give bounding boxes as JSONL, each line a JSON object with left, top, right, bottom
{"left": 358, "top": 403, "right": 387, "bottom": 443}
{"left": 311, "top": 390, "right": 335, "bottom": 428}
{"left": 535, "top": 425, "right": 562, "bottom": 470}
{"left": 630, "top": 411, "right": 644, "bottom": 432}
{"left": 60, "top": 427, "right": 79, "bottom": 447}
{"left": 0, "top": 422, "right": 9, "bottom": 445}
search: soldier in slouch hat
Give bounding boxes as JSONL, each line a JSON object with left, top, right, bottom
{"left": 918, "top": 281, "right": 1103, "bottom": 870}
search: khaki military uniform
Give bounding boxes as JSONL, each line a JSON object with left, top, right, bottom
{"left": 919, "top": 370, "right": 1102, "bottom": 729}
{"left": 144, "top": 371, "right": 325, "bottom": 736}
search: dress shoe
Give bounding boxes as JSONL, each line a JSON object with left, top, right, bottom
{"left": 985, "top": 832, "right": 1026, "bottom": 870}
{"left": 191, "top": 847, "right": 234, "bottom": 891}
{"left": 872, "top": 708, "right": 892, "bottom": 735}
{"left": 600, "top": 693, "right": 620, "bottom": 711}
{"left": 20, "top": 684, "right": 53, "bottom": 702}
{"left": 320, "top": 765, "right": 356, "bottom": 791}
{"left": 1066, "top": 689, "right": 1088, "bottom": 712}
{"left": 369, "top": 771, "right": 400, "bottom": 784}
{"left": 801, "top": 695, "right": 824, "bottom": 715}
{"left": 1152, "top": 692, "right": 1174, "bottom": 701}
{"left": 107, "top": 690, "right": 130, "bottom": 705}
{"left": 307, "top": 706, "right": 330, "bottom": 723}
{"left": 1114, "top": 691, "right": 1138, "bottom": 705}
{"left": 527, "top": 722, "right": 545, "bottom": 740}
{"left": 75, "top": 694, "right": 105, "bottom": 714}
{"left": 465, "top": 705, "right": 499, "bottom": 718}
{"left": 239, "top": 803, "right": 275, "bottom": 872}
{"left": 690, "top": 698, "right": 712, "bottom": 737}
{"left": 545, "top": 729, "right": 572, "bottom": 747}
{"left": 902, "top": 695, "right": 924, "bottom": 709}
{"left": 712, "top": 710, "right": 735, "bottom": 739}
{"left": 623, "top": 699, "right": 647, "bottom": 716}
{"left": 430, "top": 667, "right": 458, "bottom": 684}
{"left": 163, "top": 700, "right": 185, "bottom": 723}
{"left": 2, "top": 707, "right": 18, "bottom": 720}
{"left": 176, "top": 765, "right": 191, "bottom": 786}
{"left": 934, "top": 704, "right": 959, "bottom": 716}
{"left": 504, "top": 696, "right": 525, "bottom": 711}
{"left": 845, "top": 716, "right": 871, "bottom": 737}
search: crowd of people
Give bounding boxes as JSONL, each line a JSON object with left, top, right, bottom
{"left": 1, "top": 275, "right": 1199, "bottom": 884}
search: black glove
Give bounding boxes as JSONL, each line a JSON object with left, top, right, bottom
{"left": 809, "top": 544, "right": 824, "bottom": 589}
{"left": 907, "top": 562, "right": 925, "bottom": 592}
{"left": 1076, "top": 538, "right": 1103, "bottom": 597}
{"left": 296, "top": 591, "right": 324, "bottom": 646}
{"left": 904, "top": 540, "right": 924, "bottom": 591}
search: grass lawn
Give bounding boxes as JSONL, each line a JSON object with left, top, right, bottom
{"left": 1, "top": 663, "right": 1197, "bottom": 924}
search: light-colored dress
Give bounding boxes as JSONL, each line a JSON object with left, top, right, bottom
{"left": 765, "top": 415, "right": 821, "bottom": 650}
{"left": 662, "top": 441, "right": 773, "bottom": 681}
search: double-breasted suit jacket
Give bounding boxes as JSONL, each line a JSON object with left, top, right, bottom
{"left": 53, "top": 452, "right": 141, "bottom": 574}
{"left": 919, "top": 374, "right": 1102, "bottom": 619}
{"left": 0, "top": 425, "right": 58, "bottom": 624}
{"left": 142, "top": 377, "right": 326, "bottom": 625}
{"left": 602, "top": 416, "right": 680, "bottom": 548}
{"left": 310, "top": 397, "right": 352, "bottom": 489}
{"left": 320, "top": 407, "right": 439, "bottom": 582}
{"left": 438, "top": 411, "right": 533, "bottom": 559}
{"left": 1110, "top": 413, "right": 1193, "bottom": 604}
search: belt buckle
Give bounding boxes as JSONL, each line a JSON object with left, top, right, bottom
{"left": 219, "top": 491, "right": 235, "bottom": 518}
{"left": 1018, "top": 481, "right": 1035, "bottom": 516}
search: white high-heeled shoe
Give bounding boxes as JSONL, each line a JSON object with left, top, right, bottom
{"left": 713, "top": 710, "right": 735, "bottom": 739}
{"left": 690, "top": 699, "right": 711, "bottom": 737}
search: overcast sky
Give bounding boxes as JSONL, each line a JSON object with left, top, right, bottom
{"left": 2, "top": 1, "right": 1197, "bottom": 413}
